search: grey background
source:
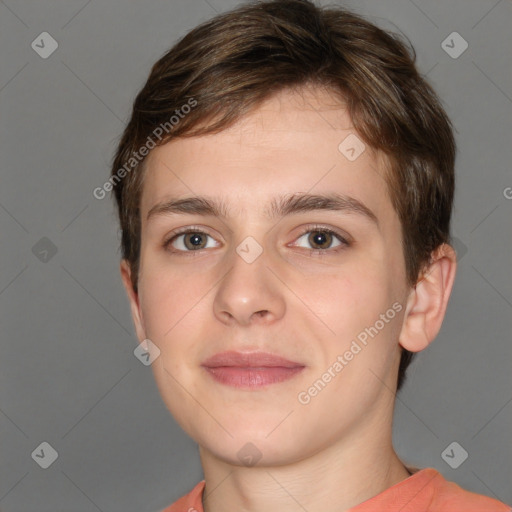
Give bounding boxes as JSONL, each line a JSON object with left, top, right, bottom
{"left": 1, "top": 0, "right": 511, "bottom": 510}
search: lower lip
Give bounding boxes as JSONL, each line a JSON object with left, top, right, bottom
{"left": 203, "top": 366, "right": 305, "bottom": 388}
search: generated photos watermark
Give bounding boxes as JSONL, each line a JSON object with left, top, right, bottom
{"left": 297, "top": 301, "right": 403, "bottom": 405}
{"left": 93, "top": 97, "right": 197, "bottom": 200}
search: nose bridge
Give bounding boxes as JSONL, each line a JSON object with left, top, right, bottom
{"left": 213, "top": 234, "right": 285, "bottom": 324}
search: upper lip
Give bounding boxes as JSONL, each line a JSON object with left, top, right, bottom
{"left": 201, "top": 351, "right": 304, "bottom": 368}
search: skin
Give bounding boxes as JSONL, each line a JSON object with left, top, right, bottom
{"left": 120, "top": 85, "right": 457, "bottom": 512}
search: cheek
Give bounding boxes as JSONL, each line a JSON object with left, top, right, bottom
{"left": 138, "top": 265, "right": 209, "bottom": 341}
{"left": 311, "top": 261, "right": 401, "bottom": 380}
{"left": 311, "top": 261, "right": 389, "bottom": 330}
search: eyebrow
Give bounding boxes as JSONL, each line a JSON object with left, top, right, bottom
{"left": 146, "top": 192, "right": 378, "bottom": 226}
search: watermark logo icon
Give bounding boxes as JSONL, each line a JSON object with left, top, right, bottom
{"left": 338, "top": 134, "right": 366, "bottom": 161}
{"left": 441, "top": 32, "right": 468, "bottom": 59}
{"left": 450, "top": 236, "right": 468, "bottom": 262}
{"left": 237, "top": 442, "right": 262, "bottom": 467}
{"left": 31, "top": 32, "right": 59, "bottom": 59}
{"left": 134, "top": 339, "right": 161, "bottom": 365}
{"left": 32, "top": 237, "right": 58, "bottom": 263}
{"left": 441, "top": 441, "right": 468, "bottom": 469}
{"left": 236, "top": 236, "right": 263, "bottom": 264}
{"left": 32, "top": 441, "right": 58, "bottom": 469}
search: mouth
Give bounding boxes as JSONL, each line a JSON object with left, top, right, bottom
{"left": 201, "top": 350, "right": 305, "bottom": 389}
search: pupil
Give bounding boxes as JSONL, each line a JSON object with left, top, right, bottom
{"left": 188, "top": 233, "right": 203, "bottom": 248}
{"left": 311, "top": 231, "right": 329, "bottom": 248}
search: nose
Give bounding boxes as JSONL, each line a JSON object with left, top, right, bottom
{"left": 213, "top": 246, "right": 286, "bottom": 327}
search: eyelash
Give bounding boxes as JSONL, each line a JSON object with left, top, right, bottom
{"left": 162, "top": 224, "right": 350, "bottom": 258}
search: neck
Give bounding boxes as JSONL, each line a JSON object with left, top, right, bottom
{"left": 200, "top": 427, "right": 411, "bottom": 512}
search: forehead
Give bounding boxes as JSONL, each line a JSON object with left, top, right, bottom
{"left": 140, "top": 86, "right": 393, "bottom": 224}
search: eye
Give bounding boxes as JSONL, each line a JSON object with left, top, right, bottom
{"left": 162, "top": 224, "right": 350, "bottom": 256}
{"left": 292, "top": 225, "right": 350, "bottom": 255}
{"left": 163, "top": 228, "right": 218, "bottom": 254}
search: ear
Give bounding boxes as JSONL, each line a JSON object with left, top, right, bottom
{"left": 120, "top": 259, "right": 147, "bottom": 343}
{"left": 399, "top": 243, "right": 457, "bottom": 353}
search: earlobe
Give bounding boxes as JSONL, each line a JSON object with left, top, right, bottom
{"left": 120, "top": 259, "right": 147, "bottom": 343}
{"left": 399, "top": 243, "right": 457, "bottom": 353}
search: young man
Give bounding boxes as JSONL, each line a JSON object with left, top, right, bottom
{"left": 110, "top": 1, "right": 511, "bottom": 510}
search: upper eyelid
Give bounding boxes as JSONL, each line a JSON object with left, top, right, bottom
{"left": 166, "top": 225, "right": 220, "bottom": 241}
{"left": 167, "top": 224, "right": 346, "bottom": 238}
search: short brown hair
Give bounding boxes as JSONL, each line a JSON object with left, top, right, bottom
{"left": 110, "top": 0, "right": 456, "bottom": 391}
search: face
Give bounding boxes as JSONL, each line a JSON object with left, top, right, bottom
{"left": 122, "top": 86, "right": 412, "bottom": 467}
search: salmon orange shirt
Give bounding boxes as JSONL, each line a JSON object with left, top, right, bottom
{"left": 161, "top": 468, "right": 511, "bottom": 512}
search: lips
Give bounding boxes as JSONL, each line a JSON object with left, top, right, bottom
{"left": 201, "top": 351, "right": 305, "bottom": 389}
{"left": 201, "top": 350, "right": 303, "bottom": 369}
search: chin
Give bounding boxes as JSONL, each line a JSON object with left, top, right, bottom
{"left": 196, "top": 425, "right": 314, "bottom": 468}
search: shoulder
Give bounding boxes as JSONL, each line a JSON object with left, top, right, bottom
{"left": 351, "top": 467, "right": 511, "bottom": 512}
{"left": 418, "top": 468, "right": 511, "bottom": 512}
{"left": 159, "top": 480, "right": 206, "bottom": 512}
